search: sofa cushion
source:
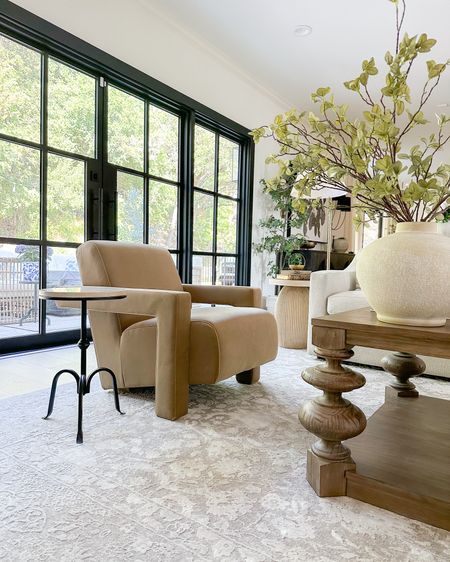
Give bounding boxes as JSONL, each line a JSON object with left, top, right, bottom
{"left": 120, "top": 306, "right": 278, "bottom": 387}
{"left": 327, "top": 289, "right": 369, "bottom": 315}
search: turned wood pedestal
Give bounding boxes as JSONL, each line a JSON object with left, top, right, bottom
{"left": 298, "top": 308, "right": 450, "bottom": 531}
{"left": 269, "top": 279, "right": 309, "bottom": 349}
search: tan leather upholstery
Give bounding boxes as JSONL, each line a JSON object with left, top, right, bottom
{"left": 75, "top": 241, "right": 278, "bottom": 420}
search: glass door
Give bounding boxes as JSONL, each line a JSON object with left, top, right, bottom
{"left": 0, "top": 34, "right": 99, "bottom": 348}
{"left": 110, "top": 84, "right": 181, "bottom": 262}
{"left": 0, "top": 28, "right": 252, "bottom": 353}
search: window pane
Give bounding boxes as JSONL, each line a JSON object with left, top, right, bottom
{"left": 117, "top": 171, "right": 144, "bottom": 243}
{"left": 46, "top": 247, "right": 81, "bottom": 332}
{"left": 108, "top": 86, "right": 144, "bottom": 171}
{"left": 0, "top": 140, "right": 40, "bottom": 239}
{"left": 216, "top": 256, "right": 236, "bottom": 286}
{"left": 48, "top": 59, "right": 96, "bottom": 157}
{"left": 149, "top": 105, "right": 179, "bottom": 181}
{"left": 218, "top": 137, "right": 239, "bottom": 198}
{"left": 0, "top": 243, "right": 40, "bottom": 338}
{"left": 47, "top": 154, "right": 85, "bottom": 243}
{"left": 148, "top": 181, "right": 178, "bottom": 248}
{"left": 192, "top": 255, "right": 213, "bottom": 285}
{"left": 217, "top": 198, "right": 237, "bottom": 253}
{"left": 0, "top": 35, "right": 41, "bottom": 143}
{"left": 193, "top": 192, "right": 214, "bottom": 252}
{"left": 194, "top": 125, "right": 215, "bottom": 190}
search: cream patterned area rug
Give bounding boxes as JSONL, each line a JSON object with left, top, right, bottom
{"left": 0, "top": 348, "right": 449, "bottom": 562}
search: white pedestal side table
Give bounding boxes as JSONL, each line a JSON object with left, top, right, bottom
{"left": 39, "top": 286, "right": 127, "bottom": 444}
{"left": 269, "top": 279, "right": 310, "bottom": 349}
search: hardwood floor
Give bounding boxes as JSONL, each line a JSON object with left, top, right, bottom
{"left": 0, "top": 345, "right": 97, "bottom": 399}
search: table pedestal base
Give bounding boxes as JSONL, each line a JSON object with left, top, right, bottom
{"left": 43, "top": 367, "right": 124, "bottom": 444}
{"left": 381, "top": 351, "right": 425, "bottom": 397}
{"left": 275, "top": 286, "right": 309, "bottom": 349}
{"left": 306, "top": 449, "right": 356, "bottom": 497}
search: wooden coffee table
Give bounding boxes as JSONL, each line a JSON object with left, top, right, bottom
{"left": 299, "top": 307, "right": 450, "bottom": 530}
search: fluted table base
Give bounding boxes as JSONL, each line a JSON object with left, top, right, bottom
{"left": 275, "top": 286, "right": 309, "bottom": 349}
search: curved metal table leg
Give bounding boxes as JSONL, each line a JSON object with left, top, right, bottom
{"left": 41, "top": 295, "right": 126, "bottom": 444}
{"left": 43, "top": 369, "right": 80, "bottom": 420}
{"left": 77, "top": 376, "right": 84, "bottom": 444}
{"left": 87, "top": 368, "right": 125, "bottom": 415}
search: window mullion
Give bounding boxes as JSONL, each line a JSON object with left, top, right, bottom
{"left": 179, "top": 110, "right": 194, "bottom": 283}
{"left": 237, "top": 138, "right": 254, "bottom": 285}
{"left": 212, "top": 133, "right": 219, "bottom": 284}
{"left": 39, "top": 51, "right": 49, "bottom": 334}
{"left": 94, "top": 75, "right": 106, "bottom": 240}
{"left": 144, "top": 102, "right": 149, "bottom": 243}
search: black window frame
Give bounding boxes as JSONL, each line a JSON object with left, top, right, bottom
{"left": 0, "top": 1, "right": 254, "bottom": 354}
{"left": 192, "top": 123, "right": 242, "bottom": 285}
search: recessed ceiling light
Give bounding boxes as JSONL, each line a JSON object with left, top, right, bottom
{"left": 294, "top": 25, "right": 312, "bottom": 38}
{"left": 437, "top": 103, "right": 449, "bottom": 108}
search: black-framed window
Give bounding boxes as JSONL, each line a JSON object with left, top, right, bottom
{"left": 108, "top": 85, "right": 181, "bottom": 257}
{"left": 0, "top": 1, "right": 254, "bottom": 353}
{"left": 192, "top": 125, "right": 240, "bottom": 285}
{"left": 0, "top": 34, "right": 99, "bottom": 344}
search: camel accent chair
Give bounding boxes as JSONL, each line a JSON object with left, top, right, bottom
{"left": 74, "top": 240, "right": 278, "bottom": 420}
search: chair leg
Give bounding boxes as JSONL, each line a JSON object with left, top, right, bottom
{"left": 236, "top": 367, "right": 260, "bottom": 385}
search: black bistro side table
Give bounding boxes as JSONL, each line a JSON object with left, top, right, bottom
{"left": 39, "top": 287, "right": 126, "bottom": 444}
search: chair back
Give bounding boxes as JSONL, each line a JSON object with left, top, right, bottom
{"left": 76, "top": 241, "right": 183, "bottom": 291}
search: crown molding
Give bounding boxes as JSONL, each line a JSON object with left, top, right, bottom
{"left": 136, "top": 0, "right": 293, "bottom": 111}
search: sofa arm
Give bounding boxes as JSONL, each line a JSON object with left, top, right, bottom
{"left": 307, "top": 269, "right": 357, "bottom": 353}
{"left": 182, "top": 284, "right": 262, "bottom": 308}
{"left": 81, "top": 287, "right": 191, "bottom": 420}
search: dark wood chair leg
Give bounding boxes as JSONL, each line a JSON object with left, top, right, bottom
{"left": 236, "top": 367, "right": 260, "bottom": 385}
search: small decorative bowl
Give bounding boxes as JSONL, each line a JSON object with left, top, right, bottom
{"left": 289, "top": 264, "right": 305, "bottom": 270}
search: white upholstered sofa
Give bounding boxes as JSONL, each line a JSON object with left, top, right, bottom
{"left": 307, "top": 259, "right": 450, "bottom": 379}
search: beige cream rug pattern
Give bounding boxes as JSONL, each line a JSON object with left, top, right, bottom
{"left": 0, "top": 348, "right": 449, "bottom": 561}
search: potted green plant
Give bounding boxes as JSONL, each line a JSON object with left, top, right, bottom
{"left": 252, "top": 0, "right": 450, "bottom": 327}
{"left": 253, "top": 169, "right": 311, "bottom": 276}
{"left": 253, "top": 214, "right": 307, "bottom": 277}
{"left": 288, "top": 253, "right": 306, "bottom": 270}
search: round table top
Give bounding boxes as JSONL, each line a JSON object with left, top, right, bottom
{"left": 39, "top": 286, "right": 127, "bottom": 301}
{"left": 269, "top": 278, "right": 310, "bottom": 288}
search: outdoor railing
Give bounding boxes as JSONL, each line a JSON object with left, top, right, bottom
{"left": 0, "top": 258, "right": 36, "bottom": 325}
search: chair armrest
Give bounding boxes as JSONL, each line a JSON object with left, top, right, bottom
{"left": 182, "top": 284, "right": 262, "bottom": 308}
{"left": 307, "top": 269, "right": 357, "bottom": 353}
{"left": 85, "top": 287, "right": 191, "bottom": 316}
{"left": 309, "top": 269, "right": 357, "bottom": 319}
{"left": 82, "top": 287, "right": 191, "bottom": 420}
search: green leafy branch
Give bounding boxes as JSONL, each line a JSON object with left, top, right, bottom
{"left": 252, "top": 0, "right": 450, "bottom": 224}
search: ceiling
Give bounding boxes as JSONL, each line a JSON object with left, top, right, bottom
{"left": 143, "top": 0, "right": 450, "bottom": 119}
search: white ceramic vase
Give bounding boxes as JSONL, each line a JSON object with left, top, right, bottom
{"left": 333, "top": 237, "right": 349, "bottom": 252}
{"left": 356, "top": 222, "right": 450, "bottom": 327}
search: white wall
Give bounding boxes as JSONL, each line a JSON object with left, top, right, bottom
{"left": 10, "top": 0, "right": 288, "bottom": 295}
